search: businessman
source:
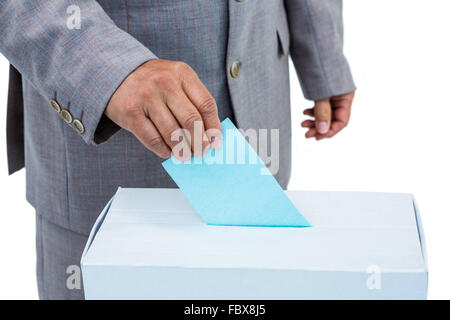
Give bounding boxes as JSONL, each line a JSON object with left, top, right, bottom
{"left": 1, "top": 1, "right": 355, "bottom": 299}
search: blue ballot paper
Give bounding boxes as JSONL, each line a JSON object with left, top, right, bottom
{"left": 162, "top": 118, "right": 310, "bottom": 227}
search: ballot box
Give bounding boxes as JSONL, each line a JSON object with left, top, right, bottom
{"left": 81, "top": 188, "right": 427, "bottom": 299}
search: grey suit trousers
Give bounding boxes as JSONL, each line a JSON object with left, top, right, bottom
{"left": 36, "top": 213, "right": 87, "bottom": 300}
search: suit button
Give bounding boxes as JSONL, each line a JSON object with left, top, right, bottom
{"left": 73, "top": 119, "right": 85, "bottom": 134}
{"left": 230, "top": 61, "right": 241, "bottom": 78}
{"left": 60, "top": 109, "right": 73, "bottom": 124}
{"left": 50, "top": 99, "right": 61, "bottom": 113}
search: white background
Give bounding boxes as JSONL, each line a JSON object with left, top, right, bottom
{"left": 0, "top": 0, "right": 449, "bottom": 299}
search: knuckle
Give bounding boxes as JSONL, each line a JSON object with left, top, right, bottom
{"left": 161, "top": 126, "right": 180, "bottom": 142}
{"left": 139, "top": 86, "right": 155, "bottom": 100}
{"left": 159, "top": 149, "right": 171, "bottom": 159}
{"left": 183, "top": 112, "right": 202, "bottom": 129}
{"left": 315, "top": 110, "right": 331, "bottom": 120}
{"left": 173, "top": 61, "right": 190, "bottom": 73}
{"left": 197, "top": 96, "right": 217, "bottom": 115}
{"left": 148, "top": 71, "right": 172, "bottom": 86}
{"left": 147, "top": 135, "right": 166, "bottom": 150}
{"left": 122, "top": 103, "right": 141, "bottom": 118}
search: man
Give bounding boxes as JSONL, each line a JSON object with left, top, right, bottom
{"left": 0, "top": 0, "right": 355, "bottom": 299}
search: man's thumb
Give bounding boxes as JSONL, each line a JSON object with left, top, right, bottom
{"left": 314, "top": 99, "right": 332, "bottom": 134}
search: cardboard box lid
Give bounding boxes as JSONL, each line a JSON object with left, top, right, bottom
{"left": 81, "top": 188, "right": 427, "bottom": 274}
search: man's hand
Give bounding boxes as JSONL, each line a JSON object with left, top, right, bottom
{"left": 105, "top": 59, "right": 222, "bottom": 161}
{"left": 301, "top": 92, "right": 355, "bottom": 140}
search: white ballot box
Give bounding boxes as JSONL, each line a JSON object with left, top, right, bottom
{"left": 81, "top": 188, "right": 427, "bottom": 299}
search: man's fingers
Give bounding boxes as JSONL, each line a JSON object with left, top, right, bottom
{"left": 166, "top": 92, "right": 209, "bottom": 157}
{"left": 182, "top": 72, "right": 222, "bottom": 149}
{"left": 305, "top": 128, "right": 316, "bottom": 138}
{"left": 301, "top": 119, "right": 315, "bottom": 128}
{"left": 303, "top": 108, "right": 314, "bottom": 117}
{"left": 302, "top": 92, "right": 354, "bottom": 140}
{"left": 131, "top": 117, "right": 171, "bottom": 159}
{"left": 320, "top": 104, "right": 351, "bottom": 139}
{"left": 329, "top": 120, "right": 347, "bottom": 136}
{"left": 314, "top": 99, "right": 332, "bottom": 134}
{"left": 144, "top": 99, "right": 192, "bottom": 161}
{"left": 334, "top": 105, "right": 352, "bottom": 126}
{"left": 315, "top": 120, "right": 347, "bottom": 140}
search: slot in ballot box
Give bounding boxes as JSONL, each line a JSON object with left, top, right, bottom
{"left": 81, "top": 188, "right": 427, "bottom": 299}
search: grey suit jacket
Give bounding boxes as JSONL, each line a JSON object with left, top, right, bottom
{"left": 1, "top": 0, "right": 355, "bottom": 235}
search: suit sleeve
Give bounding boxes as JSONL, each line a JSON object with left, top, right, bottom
{"left": 0, "top": 1, "right": 157, "bottom": 144}
{"left": 284, "top": 0, "right": 356, "bottom": 101}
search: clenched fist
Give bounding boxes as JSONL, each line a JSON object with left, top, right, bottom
{"left": 105, "top": 59, "right": 222, "bottom": 161}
